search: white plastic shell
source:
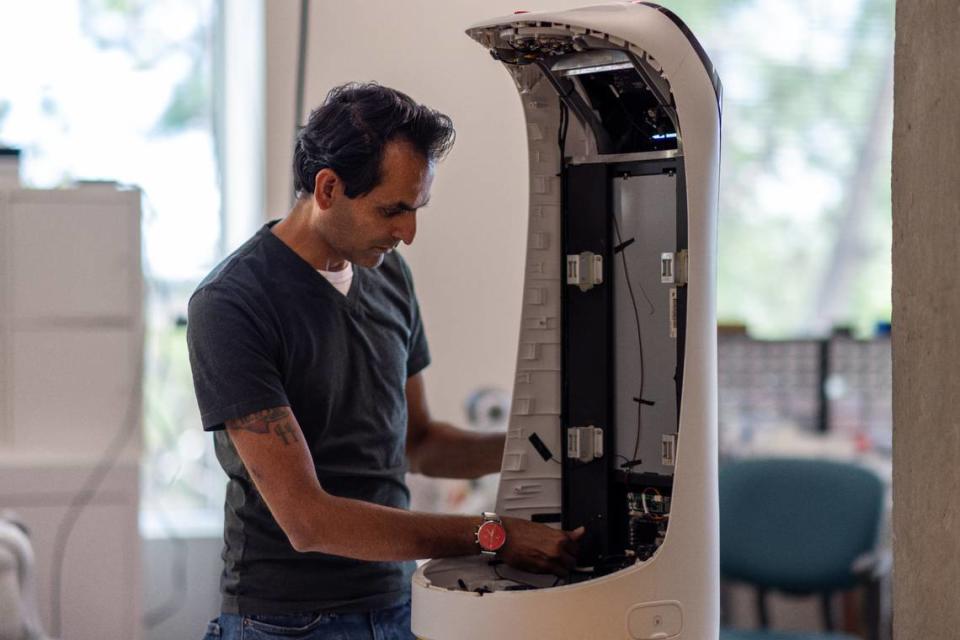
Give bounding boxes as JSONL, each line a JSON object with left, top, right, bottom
{"left": 412, "top": 4, "right": 720, "bottom": 638}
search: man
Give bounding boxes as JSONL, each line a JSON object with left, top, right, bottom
{"left": 188, "top": 83, "right": 582, "bottom": 640}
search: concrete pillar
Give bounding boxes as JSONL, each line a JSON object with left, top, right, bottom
{"left": 892, "top": 2, "right": 960, "bottom": 638}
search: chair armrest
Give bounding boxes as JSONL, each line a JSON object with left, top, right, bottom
{"left": 851, "top": 548, "right": 892, "bottom": 581}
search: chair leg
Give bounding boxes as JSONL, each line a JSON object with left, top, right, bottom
{"left": 755, "top": 588, "right": 770, "bottom": 629}
{"left": 821, "top": 592, "right": 835, "bottom": 632}
{"left": 720, "top": 582, "right": 731, "bottom": 627}
{"left": 862, "top": 580, "right": 881, "bottom": 640}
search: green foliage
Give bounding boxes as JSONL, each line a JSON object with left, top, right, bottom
{"left": 103, "top": 0, "right": 134, "bottom": 11}
{"left": 678, "top": 0, "right": 894, "bottom": 336}
{"left": 156, "top": 59, "right": 211, "bottom": 132}
{"left": 79, "top": 0, "right": 213, "bottom": 135}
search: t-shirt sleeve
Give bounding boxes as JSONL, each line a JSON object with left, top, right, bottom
{"left": 187, "top": 285, "right": 289, "bottom": 431}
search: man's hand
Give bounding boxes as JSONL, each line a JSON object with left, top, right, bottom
{"left": 498, "top": 517, "right": 585, "bottom": 576}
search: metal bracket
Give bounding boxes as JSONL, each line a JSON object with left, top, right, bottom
{"left": 659, "top": 249, "right": 688, "bottom": 285}
{"left": 566, "top": 251, "right": 603, "bottom": 292}
{"left": 567, "top": 425, "right": 604, "bottom": 462}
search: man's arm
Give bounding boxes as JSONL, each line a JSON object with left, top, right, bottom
{"left": 226, "top": 405, "right": 580, "bottom": 574}
{"left": 405, "top": 373, "right": 505, "bottom": 479}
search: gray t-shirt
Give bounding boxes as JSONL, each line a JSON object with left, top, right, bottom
{"left": 187, "top": 221, "right": 430, "bottom": 615}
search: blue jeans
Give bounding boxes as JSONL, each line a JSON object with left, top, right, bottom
{"left": 201, "top": 601, "right": 414, "bottom": 640}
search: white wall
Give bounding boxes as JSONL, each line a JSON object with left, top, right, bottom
{"left": 264, "top": 0, "right": 592, "bottom": 423}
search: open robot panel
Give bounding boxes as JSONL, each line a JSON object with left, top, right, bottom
{"left": 413, "top": 4, "right": 721, "bottom": 638}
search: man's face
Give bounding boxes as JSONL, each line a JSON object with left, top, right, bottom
{"left": 323, "top": 139, "right": 434, "bottom": 269}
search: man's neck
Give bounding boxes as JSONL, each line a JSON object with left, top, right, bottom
{"left": 271, "top": 201, "right": 349, "bottom": 271}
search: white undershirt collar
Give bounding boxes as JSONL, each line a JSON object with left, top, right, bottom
{"left": 318, "top": 262, "right": 353, "bottom": 296}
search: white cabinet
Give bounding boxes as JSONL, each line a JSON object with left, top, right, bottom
{"left": 0, "top": 184, "right": 143, "bottom": 640}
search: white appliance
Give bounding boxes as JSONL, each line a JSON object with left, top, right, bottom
{"left": 0, "top": 183, "right": 143, "bottom": 640}
{"left": 412, "top": 4, "right": 721, "bottom": 638}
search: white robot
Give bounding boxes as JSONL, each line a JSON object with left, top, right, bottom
{"left": 412, "top": 3, "right": 721, "bottom": 639}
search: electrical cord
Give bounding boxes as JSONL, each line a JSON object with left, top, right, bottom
{"left": 49, "top": 326, "right": 145, "bottom": 637}
{"left": 612, "top": 214, "right": 653, "bottom": 466}
{"left": 614, "top": 214, "right": 656, "bottom": 317}
{"left": 47, "top": 154, "right": 226, "bottom": 634}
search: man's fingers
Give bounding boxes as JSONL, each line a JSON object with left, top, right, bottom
{"left": 550, "top": 560, "right": 571, "bottom": 577}
{"left": 562, "top": 528, "right": 584, "bottom": 557}
{"left": 501, "top": 519, "right": 589, "bottom": 577}
{"left": 536, "top": 557, "right": 555, "bottom": 575}
{"left": 559, "top": 550, "right": 577, "bottom": 569}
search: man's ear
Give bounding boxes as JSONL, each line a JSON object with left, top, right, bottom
{"left": 313, "top": 168, "right": 340, "bottom": 209}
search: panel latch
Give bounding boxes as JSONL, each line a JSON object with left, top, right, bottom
{"left": 567, "top": 425, "right": 604, "bottom": 462}
{"left": 659, "top": 250, "right": 688, "bottom": 285}
{"left": 566, "top": 251, "right": 603, "bottom": 292}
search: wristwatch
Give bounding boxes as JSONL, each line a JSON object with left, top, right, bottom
{"left": 475, "top": 511, "right": 507, "bottom": 556}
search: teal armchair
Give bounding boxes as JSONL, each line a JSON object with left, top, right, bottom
{"left": 719, "top": 458, "right": 888, "bottom": 640}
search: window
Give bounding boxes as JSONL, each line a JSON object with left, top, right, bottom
{"left": 678, "top": 0, "right": 894, "bottom": 337}
{"left": 0, "top": 0, "right": 227, "bottom": 531}
{"left": 674, "top": 0, "right": 894, "bottom": 453}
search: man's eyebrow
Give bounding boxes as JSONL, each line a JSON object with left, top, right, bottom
{"left": 384, "top": 197, "right": 430, "bottom": 211}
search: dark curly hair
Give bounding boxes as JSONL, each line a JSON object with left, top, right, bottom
{"left": 293, "top": 82, "right": 456, "bottom": 199}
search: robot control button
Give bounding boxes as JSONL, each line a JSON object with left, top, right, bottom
{"left": 626, "top": 602, "right": 683, "bottom": 640}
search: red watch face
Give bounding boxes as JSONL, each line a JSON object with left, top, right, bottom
{"left": 478, "top": 521, "right": 507, "bottom": 552}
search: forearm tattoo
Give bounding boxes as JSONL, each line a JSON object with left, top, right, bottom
{"left": 227, "top": 407, "right": 298, "bottom": 445}
{"left": 273, "top": 422, "right": 296, "bottom": 445}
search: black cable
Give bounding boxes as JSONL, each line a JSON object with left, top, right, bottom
{"left": 615, "top": 217, "right": 655, "bottom": 316}
{"left": 49, "top": 334, "right": 145, "bottom": 637}
{"left": 612, "top": 215, "right": 649, "bottom": 465}
{"left": 291, "top": 0, "right": 310, "bottom": 206}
